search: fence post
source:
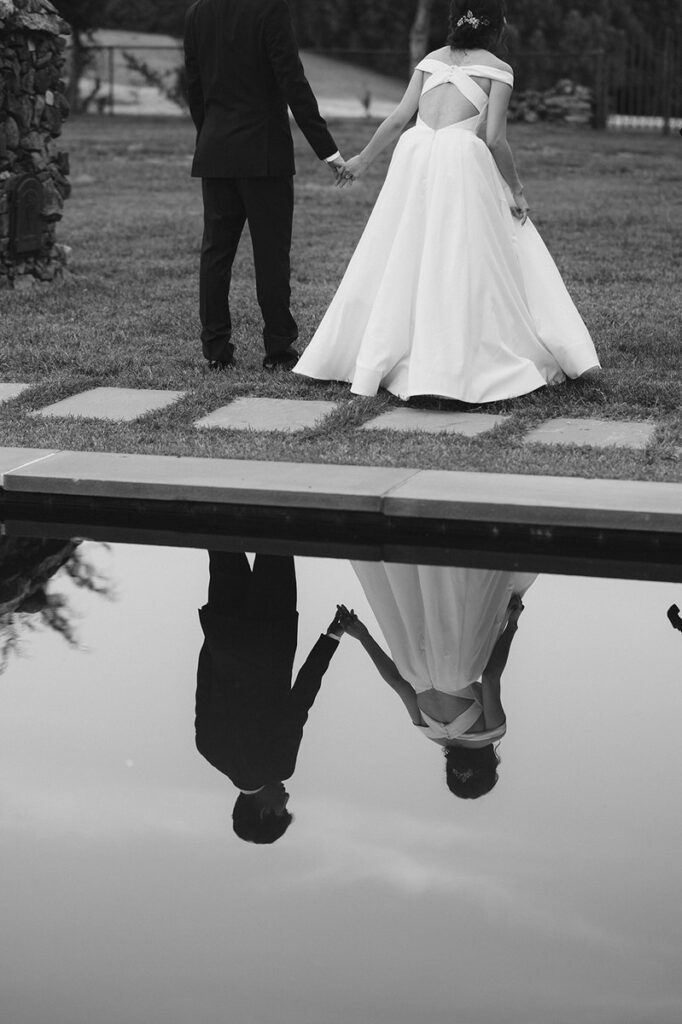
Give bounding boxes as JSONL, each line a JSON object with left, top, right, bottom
{"left": 108, "top": 46, "right": 115, "bottom": 116}
{"left": 661, "top": 28, "right": 674, "bottom": 136}
{"left": 593, "top": 49, "right": 608, "bottom": 130}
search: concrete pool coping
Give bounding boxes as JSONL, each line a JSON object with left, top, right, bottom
{"left": 1, "top": 445, "right": 681, "bottom": 532}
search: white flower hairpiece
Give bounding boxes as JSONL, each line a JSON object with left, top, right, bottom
{"left": 456, "top": 10, "right": 490, "bottom": 30}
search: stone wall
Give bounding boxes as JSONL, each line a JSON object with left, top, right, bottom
{"left": 509, "top": 79, "right": 594, "bottom": 127}
{"left": 0, "top": 0, "right": 71, "bottom": 289}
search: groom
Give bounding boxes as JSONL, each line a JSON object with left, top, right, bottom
{"left": 184, "top": 0, "right": 345, "bottom": 371}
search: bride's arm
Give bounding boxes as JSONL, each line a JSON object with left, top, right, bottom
{"left": 344, "top": 615, "right": 422, "bottom": 724}
{"left": 486, "top": 81, "right": 529, "bottom": 222}
{"left": 342, "top": 71, "right": 424, "bottom": 180}
{"left": 480, "top": 597, "right": 525, "bottom": 727}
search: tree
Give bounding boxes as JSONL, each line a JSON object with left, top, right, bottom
{"left": 410, "top": 0, "right": 435, "bottom": 72}
{"left": 104, "top": 0, "right": 190, "bottom": 37}
{"left": 52, "top": 1, "right": 113, "bottom": 111}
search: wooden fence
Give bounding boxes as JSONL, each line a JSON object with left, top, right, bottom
{"left": 73, "top": 35, "right": 682, "bottom": 133}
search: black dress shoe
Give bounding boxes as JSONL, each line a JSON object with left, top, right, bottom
{"left": 208, "top": 357, "right": 236, "bottom": 371}
{"left": 262, "top": 348, "right": 299, "bottom": 371}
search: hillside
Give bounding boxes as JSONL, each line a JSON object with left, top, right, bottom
{"left": 80, "top": 29, "right": 405, "bottom": 117}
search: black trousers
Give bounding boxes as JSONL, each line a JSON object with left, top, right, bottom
{"left": 207, "top": 551, "right": 297, "bottom": 620}
{"left": 200, "top": 177, "right": 298, "bottom": 362}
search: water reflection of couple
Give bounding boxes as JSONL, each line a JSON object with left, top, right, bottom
{"left": 347, "top": 563, "right": 536, "bottom": 799}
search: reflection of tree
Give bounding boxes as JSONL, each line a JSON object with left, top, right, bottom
{"left": 0, "top": 538, "right": 112, "bottom": 674}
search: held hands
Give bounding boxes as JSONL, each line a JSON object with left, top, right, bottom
{"left": 333, "top": 155, "right": 368, "bottom": 188}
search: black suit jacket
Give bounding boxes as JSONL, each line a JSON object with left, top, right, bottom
{"left": 184, "top": 0, "right": 337, "bottom": 177}
{"left": 196, "top": 605, "right": 338, "bottom": 790}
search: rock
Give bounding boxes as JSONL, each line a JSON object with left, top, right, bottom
{"left": 7, "top": 92, "right": 32, "bottom": 130}
{"left": 13, "top": 272, "right": 36, "bottom": 290}
{"left": 54, "top": 241, "right": 70, "bottom": 264}
{"left": 4, "top": 116, "right": 20, "bottom": 148}
{"left": 40, "top": 176, "right": 61, "bottom": 219}
{"left": 30, "top": 149, "right": 47, "bottom": 171}
{"left": 21, "top": 128, "right": 43, "bottom": 151}
{"left": 42, "top": 103, "right": 61, "bottom": 135}
{"left": 34, "top": 257, "right": 55, "bottom": 280}
{"left": 11, "top": 13, "right": 63, "bottom": 36}
{"left": 32, "top": 94, "right": 45, "bottom": 126}
{"left": 33, "top": 67, "right": 51, "bottom": 92}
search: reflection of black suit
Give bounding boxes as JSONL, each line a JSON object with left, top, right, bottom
{"left": 184, "top": 0, "right": 338, "bottom": 362}
{"left": 195, "top": 552, "right": 338, "bottom": 791}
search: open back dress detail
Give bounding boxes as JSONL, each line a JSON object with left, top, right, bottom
{"left": 352, "top": 562, "right": 537, "bottom": 745}
{"left": 294, "top": 58, "right": 600, "bottom": 403}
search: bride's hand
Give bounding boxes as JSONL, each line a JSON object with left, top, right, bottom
{"left": 511, "top": 189, "right": 530, "bottom": 225}
{"left": 338, "top": 154, "right": 368, "bottom": 186}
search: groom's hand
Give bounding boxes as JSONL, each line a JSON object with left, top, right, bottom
{"left": 326, "top": 155, "right": 346, "bottom": 185}
{"left": 326, "top": 604, "right": 349, "bottom": 639}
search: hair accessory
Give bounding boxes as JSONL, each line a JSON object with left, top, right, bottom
{"left": 456, "top": 10, "right": 490, "bottom": 30}
{"left": 451, "top": 767, "right": 475, "bottom": 782}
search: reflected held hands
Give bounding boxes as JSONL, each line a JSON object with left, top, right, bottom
{"left": 337, "top": 606, "right": 368, "bottom": 640}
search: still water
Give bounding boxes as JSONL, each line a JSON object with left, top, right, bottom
{"left": 1, "top": 538, "right": 681, "bottom": 1024}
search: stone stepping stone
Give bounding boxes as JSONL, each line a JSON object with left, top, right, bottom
{"left": 0, "top": 383, "right": 31, "bottom": 404}
{"left": 196, "top": 397, "right": 338, "bottom": 433}
{"left": 31, "top": 387, "right": 185, "bottom": 422}
{"left": 524, "top": 417, "right": 655, "bottom": 450}
{"left": 361, "top": 409, "right": 509, "bottom": 436}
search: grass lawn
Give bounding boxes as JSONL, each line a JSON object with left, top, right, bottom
{"left": 1, "top": 114, "right": 680, "bottom": 482}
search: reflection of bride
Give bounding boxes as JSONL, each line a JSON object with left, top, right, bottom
{"left": 347, "top": 562, "right": 536, "bottom": 798}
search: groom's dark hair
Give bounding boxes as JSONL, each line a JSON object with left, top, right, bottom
{"left": 448, "top": 0, "right": 508, "bottom": 52}
{"left": 232, "top": 793, "right": 293, "bottom": 844}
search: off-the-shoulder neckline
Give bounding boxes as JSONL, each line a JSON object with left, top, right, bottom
{"left": 423, "top": 49, "right": 513, "bottom": 73}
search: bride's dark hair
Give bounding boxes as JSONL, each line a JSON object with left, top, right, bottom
{"left": 445, "top": 743, "right": 500, "bottom": 799}
{"left": 448, "top": 1, "right": 508, "bottom": 51}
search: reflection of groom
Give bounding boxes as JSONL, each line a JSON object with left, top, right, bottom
{"left": 196, "top": 551, "right": 343, "bottom": 843}
{"left": 184, "top": 0, "right": 344, "bottom": 371}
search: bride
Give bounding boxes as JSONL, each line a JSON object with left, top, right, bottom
{"left": 294, "top": 0, "right": 601, "bottom": 404}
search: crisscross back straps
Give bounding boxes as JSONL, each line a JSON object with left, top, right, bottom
{"left": 415, "top": 60, "right": 488, "bottom": 111}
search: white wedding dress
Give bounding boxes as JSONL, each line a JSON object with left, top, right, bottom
{"left": 294, "top": 58, "right": 600, "bottom": 403}
{"left": 352, "top": 561, "right": 536, "bottom": 697}
{"left": 352, "top": 561, "right": 537, "bottom": 744}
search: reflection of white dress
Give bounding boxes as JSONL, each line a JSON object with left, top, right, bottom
{"left": 295, "top": 59, "right": 600, "bottom": 402}
{"left": 352, "top": 561, "right": 536, "bottom": 697}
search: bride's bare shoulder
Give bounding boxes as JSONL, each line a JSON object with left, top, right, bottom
{"left": 425, "top": 45, "right": 451, "bottom": 61}
{"left": 479, "top": 50, "right": 514, "bottom": 75}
